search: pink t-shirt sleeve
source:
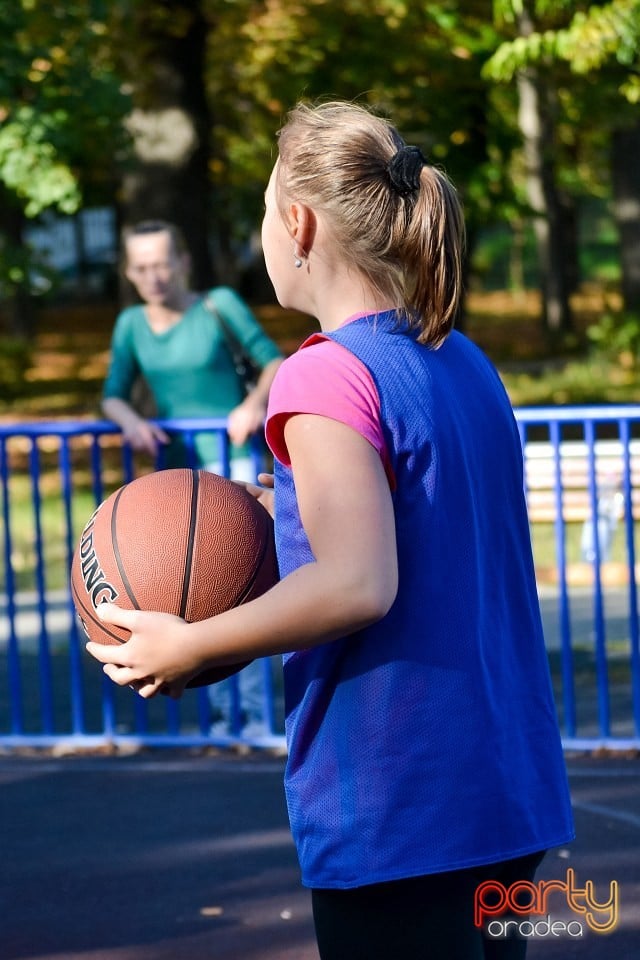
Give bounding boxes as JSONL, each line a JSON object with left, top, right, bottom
{"left": 266, "top": 338, "right": 394, "bottom": 486}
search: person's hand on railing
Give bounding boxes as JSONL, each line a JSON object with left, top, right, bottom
{"left": 226, "top": 395, "right": 268, "bottom": 446}
{"left": 102, "top": 396, "right": 170, "bottom": 458}
{"left": 122, "top": 417, "right": 170, "bottom": 457}
{"left": 226, "top": 356, "right": 283, "bottom": 445}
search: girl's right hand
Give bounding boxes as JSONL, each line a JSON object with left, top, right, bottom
{"left": 86, "top": 605, "right": 198, "bottom": 699}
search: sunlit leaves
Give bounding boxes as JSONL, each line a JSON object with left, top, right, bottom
{"left": 486, "top": 0, "right": 640, "bottom": 102}
{"left": 0, "top": 108, "right": 80, "bottom": 216}
{"left": 0, "top": 0, "right": 130, "bottom": 216}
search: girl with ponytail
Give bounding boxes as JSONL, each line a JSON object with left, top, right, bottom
{"left": 89, "top": 100, "right": 574, "bottom": 959}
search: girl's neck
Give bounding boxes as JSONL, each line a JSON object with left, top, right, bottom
{"left": 316, "top": 290, "right": 396, "bottom": 333}
{"left": 292, "top": 226, "right": 396, "bottom": 332}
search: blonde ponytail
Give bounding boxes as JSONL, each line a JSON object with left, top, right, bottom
{"left": 276, "top": 101, "right": 465, "bottom": 348}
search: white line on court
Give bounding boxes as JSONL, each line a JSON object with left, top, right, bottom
{"left": 568, "top": 766, "right": 640, "bottom": 777}
{"left": 0, "top": 757, "right": 286, "bottom": 775}
{"left": 573, "top": 800, "right": 640, "bottom": 830}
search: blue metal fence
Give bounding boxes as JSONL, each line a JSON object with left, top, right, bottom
{"left": 2, "top": 407, "right": 640, "bottom": 752}
{"left": 0, "top": 419, "right": 283, "bottom": 752}
{"left": 517, "top": 406, "right": 640, "bottom": 752}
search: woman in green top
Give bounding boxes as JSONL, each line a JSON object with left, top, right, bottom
{"left": 102, "top": 220, "right": 283, "bottom": 740}
{"left": 102, "top": 219, "right": 283, "bottom": 477}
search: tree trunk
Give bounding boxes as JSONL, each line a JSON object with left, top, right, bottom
{"left": 516, "top": 66, "right": 573, "bottom": 334}
{"left": 514, "top": 5, "right": 572, "bottom": 334}
{"left": 611, "top": 121, "right": 640, "bottom": 314}
{"left": 0, "top": 189, "right": 36, "bottom": 340}
{"left": 115, "top": 1, "right": 213, "bottom": 291}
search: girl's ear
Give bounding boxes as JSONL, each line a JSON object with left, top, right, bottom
{"left": 289, "top": 201, "right": 316, "bottom": 258}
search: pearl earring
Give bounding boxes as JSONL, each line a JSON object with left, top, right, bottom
{"left": 294, "top": 255, "right": 303, "bottom": 269}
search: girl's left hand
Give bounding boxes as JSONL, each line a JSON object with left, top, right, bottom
{"left": 235, "top": 472, "right": 274, "bottom": 517}
{"left": 85, "top": 605, "right": 199, "bottom": 699}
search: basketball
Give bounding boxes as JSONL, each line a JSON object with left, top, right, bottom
{"left": 70, "top": 468, "right": 279, "bottom": 687}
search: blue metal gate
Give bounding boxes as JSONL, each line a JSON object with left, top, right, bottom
{"left": 2, "top": 408, "right": 640, "bottom": 752}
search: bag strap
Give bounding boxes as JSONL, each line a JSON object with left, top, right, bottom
{"left": 203, "top": 292, "right": 256, "bottom": 390}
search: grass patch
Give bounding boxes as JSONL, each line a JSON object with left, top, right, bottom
{"left": 530, "top": 520, "right": 632, "bottom": 569}
{"left": 500, "top": 349, "right": 640, "bottom": 408}
{"left": 4, "top": 481, "right": 98, "bottom": 592}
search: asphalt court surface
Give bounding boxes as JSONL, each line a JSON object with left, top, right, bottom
{"left": 0, "top": 751, "right": 638, "bottom": 960}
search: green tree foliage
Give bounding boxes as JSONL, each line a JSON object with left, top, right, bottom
{"left": 1, "top": 0, "right": 636, "bottom": 341}
{"left": 489, "top": 0, "right": 640, "bottom": 100}
{"left": 486, "top": 0, "right": 638, "bottom": 183}
{"left": 0, "top": 108, "right": 79, "bottom": 218}
{"left": 212, "top": 0, "right": 513, "bottom": 280}
{"left": 0, "top": 1, "right": 129, "bottom": 216}
{"left": 486, "top": 0, "right": 640, "bottom": 323}
{"left": 0, "top": 0, "right": 129, "bottom": 317}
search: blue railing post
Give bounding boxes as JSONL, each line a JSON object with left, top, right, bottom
{"left": 1, "top": 435, "right": 24, "bottom": 734}
{"left": 59, "top": 434, "right": 86, "bottom": 735}
{"left": 101, "top": 674, "right": 117, "bottom": 739}
{"left": 584, "top": 420, "right": 611, "bottom": 737}
{"left": 90, "top": 434, "right": 105, "bottom": 506}
{"left": 550, "top": 419, "right": 577, "bottom": 739}
{"left": 620, "top": 419, "right": 640, "bottom": 736}
{"left": 29, "top": 439, "right": 55, "bottom": 735}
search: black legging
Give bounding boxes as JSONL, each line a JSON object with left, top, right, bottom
{"left": 311, "top": 850, "right": 546, "bottom": 960}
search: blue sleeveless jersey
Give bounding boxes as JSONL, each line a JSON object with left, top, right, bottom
{"left": 271, "top": 312, "right": 574, "bottom": 889}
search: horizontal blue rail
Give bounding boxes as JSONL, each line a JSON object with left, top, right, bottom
{"left": 2, "top": 407, "right": 640, "bottom": 753}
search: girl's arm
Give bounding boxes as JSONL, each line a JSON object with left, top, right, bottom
{"left": 86, "top": 414, "right": 398, "bottom": 698}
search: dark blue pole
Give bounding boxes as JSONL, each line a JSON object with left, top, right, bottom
{"left": 620, "top": 419, "right": 640, "bottom": 735}
{"left": 1, "top": 436, "right": 23, "bottom": 733}
{"left": 585, "top": 420, "right": 610, "bottom": 737}
{"left": 59, "top": 435, "right": 86, "bottom": 735}
{"left": 29, "top": 439, "right": 55, "bottom": 734}
{"left": 550, "top": 420, "right": 577, "bottom": 738}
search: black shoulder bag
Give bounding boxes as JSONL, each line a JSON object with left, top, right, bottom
{"left": 203, "top": 293, "right": 259, "bottom": 395}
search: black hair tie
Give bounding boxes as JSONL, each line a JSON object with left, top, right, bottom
{"left": 387, "top": 145, "right": 427, "bottom": 197}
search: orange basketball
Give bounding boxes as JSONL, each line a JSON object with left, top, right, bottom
{"left": 70, "top": 468, "right": 278, "bottom": 687}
